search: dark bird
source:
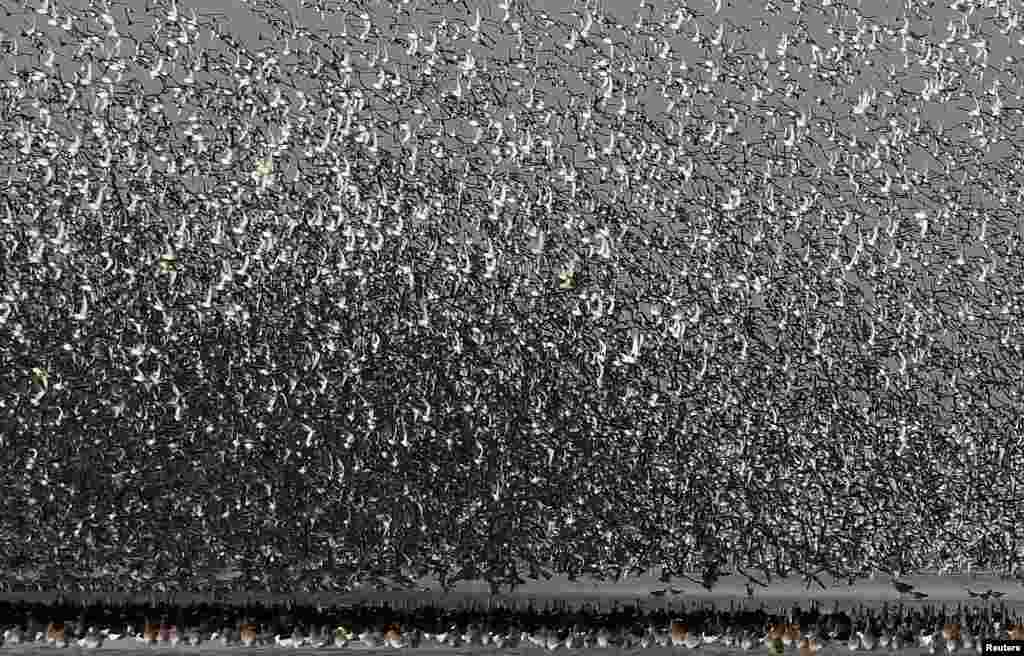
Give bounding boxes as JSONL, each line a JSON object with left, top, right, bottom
{"left": 650, "top": 589, "right": 667, "bottom": 597}
{"left": 892, "top": 580, "right": 915, "bottom": 595}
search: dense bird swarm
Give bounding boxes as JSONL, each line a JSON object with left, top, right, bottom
{"left": 1, "top": 0, "right": 1024, "bottom": 595}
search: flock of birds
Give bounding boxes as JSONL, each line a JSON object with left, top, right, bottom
{"left": 1, "top": 598, "right": 1024, "bottom": 653}
{"left": 3, "top": 0, "right": 1024, "bottom": 596}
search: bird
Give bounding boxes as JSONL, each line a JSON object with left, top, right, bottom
{"left": 240, "top": 623, "right": 258, "bottom": 647}
{"left": 78, "top": 627, "right": 103, "bottom": 649}
{"left": 166, "top": 625, "right": 179, "bottom": 647}
{"left": 47, "top": 622, "right": 67, "bottom": 647}
{"left": 384, "top": 625, "right": 405, "bottom": 648}
{"left": 141, "top": 622, "right": 160, "bottom": 645}
{"left": 892, "top": 580, "right": 916, "bottom": 596}
{"left": 101, "top": 627, "right": 124, "bottom": 642}
{"left": 960, "top": 629, "right": 974, "bottom": 652}
{"left": 185, "top": 628, "right": 202, "bottom": 646}
{"left": 290, "top": 626, "right": 308, "bottom": 647}
{"left": 359, "top": 628, "right": 381, "bottom": 647}
{"left": 436, "top": 625, "right": 461, "bottom": 646}
{"left": 520, "top": 629, "right": 540, "bottom": 649}
{"left": 3, "top": 628, "right": 24, "bottom": 645}
{"left": 212, "top": 629, "right": 233, "bottom": 647}
{"left": 655, "top": 626, "right": 671, "bottom": 648}
{"left": 670, "top": 620, "right": 689, "bottom": 646}
{"left": 462, "top": 623, "right": 483, "bottom": 645}
{"left": 319, "top": 624, "right": 338, "bottom": 649}
{"left": 800, "top": 637, "right": 820, "bottom": 656}
{"left": 334, "top": 626, "right": 352, "bottom": 647}
{"left": 784, "top": 624, "right": 802, "bottom": 648}
{"left": 489, "top": 630, "right": 507, "bottom": 649}
{"left": 566, "top": 625, "right": 586, "bottom": 649}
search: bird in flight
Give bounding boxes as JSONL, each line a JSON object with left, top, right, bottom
{"left": 892, "top": 580, "right": 915, "bottom": 597}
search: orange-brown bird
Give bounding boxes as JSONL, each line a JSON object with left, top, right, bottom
{"left": 143, "top": 622, "right": 160, "bottom": 644}
{"left": 670, "top": 621, "right": 688, "bottom": 646}
{"left": 240, "top": 623, "right": 258, "bottom": 647}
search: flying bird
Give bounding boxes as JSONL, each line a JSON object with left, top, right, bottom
{"left": 892, "top": 580, "right": 915, "bottom": 596}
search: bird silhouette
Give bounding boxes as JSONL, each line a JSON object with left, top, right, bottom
{"left": 893, "top": 581, "right": 916, "bottom": 595}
